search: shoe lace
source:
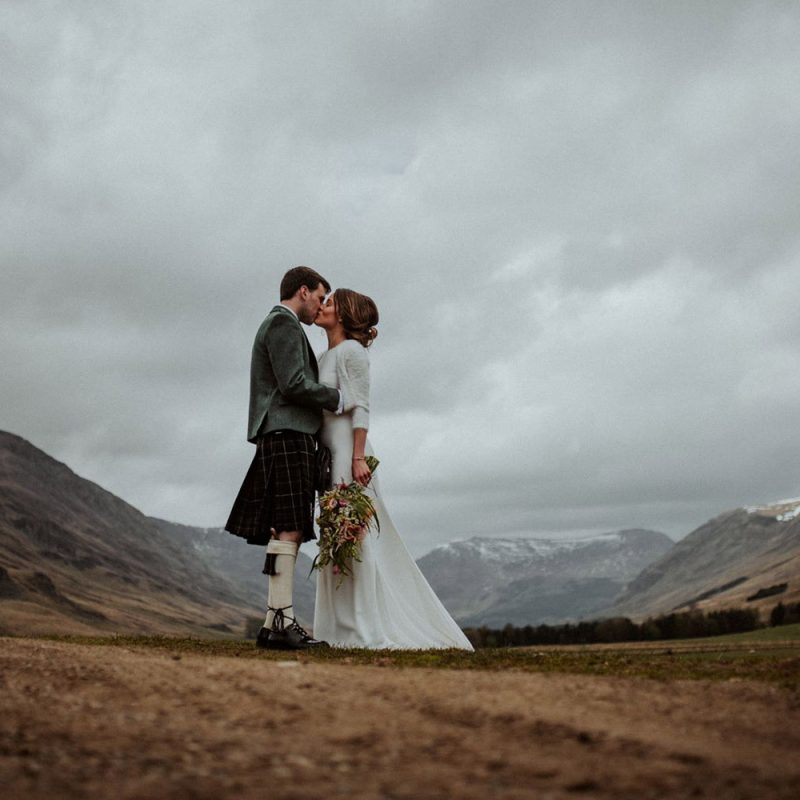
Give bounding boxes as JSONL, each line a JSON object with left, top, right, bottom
{"left": 287, "top": 620, "right": 313, "bottom": 640}
{"left": 269, "top": 607, "right": 314, "bottom": 640}
{"left": 269, "top": 606, "right": 292, "bottom": 632}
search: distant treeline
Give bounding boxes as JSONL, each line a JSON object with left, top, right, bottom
{"left": 243, "top": 600, "right": 800, "bottom": 645}
{"left": 463, "top": 603, "right": 799, "bottom": 649}
{"left": 770, "top": 601, "right": 800, "bottom": 627}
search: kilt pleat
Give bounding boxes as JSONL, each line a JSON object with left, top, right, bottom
{"left": 225, "top": 431, "right": 316, "bottom": 546}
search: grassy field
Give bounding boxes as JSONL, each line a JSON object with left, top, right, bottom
{"left": 28, "top": 626, "right": 800, "bottom": 694}
{"left": 700, "top": 621, "right": 800, "bottom": 642}
{"left": 5, "top": 633, "right": 800, "bottom": 800}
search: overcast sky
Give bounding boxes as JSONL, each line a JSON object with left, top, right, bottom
{"left": 2, "top": 1, "right": 799, "bottom": 556}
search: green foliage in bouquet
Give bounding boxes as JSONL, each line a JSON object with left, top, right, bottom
{"left": 313, "top": 456, "right": 380, "bottom": 587}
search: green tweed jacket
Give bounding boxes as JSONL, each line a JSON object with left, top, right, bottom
{"left": 247, "top": 305, "right": 340, "bottom": 442}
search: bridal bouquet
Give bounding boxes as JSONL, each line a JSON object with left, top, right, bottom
{"left": 313, "top": 456, "right": 380, "bottom": 586}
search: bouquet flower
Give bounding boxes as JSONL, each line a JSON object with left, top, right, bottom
{"left": 313, "top": 456, "right": 380, "bottom": 586}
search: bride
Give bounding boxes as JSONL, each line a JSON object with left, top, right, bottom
{"left": 312, "top": 288, "right": 473, "bottom": 651}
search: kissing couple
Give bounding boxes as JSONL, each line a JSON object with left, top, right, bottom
{"left": 225, "top": 266, "right": 472, "bottom": 651}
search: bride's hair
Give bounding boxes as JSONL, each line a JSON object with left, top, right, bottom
{"left": 334, "top": 288, "right": 379, "bottom": 348}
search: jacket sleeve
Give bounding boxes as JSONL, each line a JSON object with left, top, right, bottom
{"left": 337, "top": 341, "right": 370, "bottom": 430}
{"left": 264, "top": 313, "right": 340, "bottom": 411}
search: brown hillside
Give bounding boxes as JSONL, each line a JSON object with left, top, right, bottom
{"left": 0, "top": 431, "right": 259, "bottom": 637}
{"left": 602, "top": 502, "right": 800, "bottom": 621}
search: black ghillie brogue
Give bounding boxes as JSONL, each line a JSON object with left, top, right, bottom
{"left": 256, "top": 607, "right": 329, "bottom": 650}
{"left": 266, "top": 620, "right": 329, "bottom": 650}
{"left": 255, "top": 626, "right": 272, "bottom": 649}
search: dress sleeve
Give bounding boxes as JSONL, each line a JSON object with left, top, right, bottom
{"left": 337, "top": 341, "right": 370, "bottom": 430}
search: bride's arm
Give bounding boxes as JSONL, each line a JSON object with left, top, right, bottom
{"left": 337, "top": 342, "right": 372, "bottom": 486}
{"left": 352, "top": 428, "right": 370, "bottom": 486}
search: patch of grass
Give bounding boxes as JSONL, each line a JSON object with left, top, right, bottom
{"left": 22, "top": 633, "right": 800, "bottom": 694}
{"left": 698, "top": 622, "right": 800, "bottom": 643}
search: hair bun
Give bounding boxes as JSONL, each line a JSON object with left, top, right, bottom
{"left": 334, "top": 288, "right": 379, "bottom": 348}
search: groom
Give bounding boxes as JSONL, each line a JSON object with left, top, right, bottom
{"left": 225, "top": 266, "right": 343, "bottom": 650}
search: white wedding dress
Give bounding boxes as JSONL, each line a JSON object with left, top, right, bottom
{"left": 312, "top": 340, "right": 473, "bottom": 650}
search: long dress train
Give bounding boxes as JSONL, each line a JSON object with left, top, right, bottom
{"left": 312, "top": 342, "right": 473, "bottom": 651}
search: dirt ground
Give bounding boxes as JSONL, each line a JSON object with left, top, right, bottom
{"left": 1, "top": 637, "right": 799, "bottom": 799}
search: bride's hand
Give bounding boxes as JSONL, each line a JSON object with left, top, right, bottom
{"left": 352, "top": 457, "right": 372, "bottom": 487}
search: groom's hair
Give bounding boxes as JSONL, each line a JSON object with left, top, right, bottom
{"left": 280, "top": 266, "right": 331, "bottom": 300}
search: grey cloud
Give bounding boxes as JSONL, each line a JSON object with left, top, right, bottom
{"left": 1, "top": 1, "right": 799, "bottom": 555}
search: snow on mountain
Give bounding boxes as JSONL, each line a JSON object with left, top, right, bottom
{"left": 430, "top": 531, "right": 625, "bottom": 560}
{"left": 417, "top": 529, "right": 674, "bottom": 627}
{"left": 745, "top": 497, "right": 800, "bottom": 522}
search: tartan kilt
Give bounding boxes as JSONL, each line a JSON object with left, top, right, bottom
{"left": 225, "top": 431, "right": 317, "bottom": 546}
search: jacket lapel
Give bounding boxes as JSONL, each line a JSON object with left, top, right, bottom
{"left": 272, "top": 305, "right": 319, "bottom": 377}
{"left": 307, "top": 340, "right": 319, "bottom": 376}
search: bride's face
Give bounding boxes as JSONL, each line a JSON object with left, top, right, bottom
{"left": 314, "top": 293, "right": 337, "bottom": 329}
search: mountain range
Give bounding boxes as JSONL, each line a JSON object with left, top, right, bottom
{"left": 0, "top": 431, "right": 264, "bottom": 637}
{"left": 416, "top": 530, "right": 674, "bottom": 627}
{"left": 600, "top": 500, "right": 800, "bottom": 620}
{"left": 1, "top": 429, "right": 798, "bottom": 635}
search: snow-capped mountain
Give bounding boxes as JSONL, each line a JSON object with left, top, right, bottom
{"left": 416, "top": 529, "right": 674, "bottom": 627}
{"left": 745, "top": 497, "right": 800, "bottom": 523}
